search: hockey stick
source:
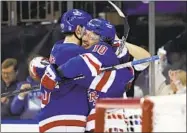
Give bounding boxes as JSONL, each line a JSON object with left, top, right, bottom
{"left": 1, "top": 55, "right": 159, "bottom": 98}
{"left": 1, "top": 86, "right": 40, "bottom": 98}
{"left": 107, "top": 0, "right": 130, "bottom": 56}
{"left": 100, "top": 55, "right": 159, "bottom": 71}
{"left": 107, "top": 0, "right": 130, "bottom": 35}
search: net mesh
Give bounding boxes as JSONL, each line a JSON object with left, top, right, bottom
{"left": 104, "top": 108, "right": 142, "bottom": 132}
{"left": 97, "top": 94, "right": 186, "bottom": 132}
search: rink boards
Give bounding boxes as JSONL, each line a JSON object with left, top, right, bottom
{"left": 1, "top": 120, "right": 39, "bottom": 132}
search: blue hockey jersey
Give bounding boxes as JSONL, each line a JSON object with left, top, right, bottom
{"left": 57, "top": 42, "right": 134, "bottom": 131}
{"left": 58, "top": 42, "right": 134, "bottom": 96}
{"left": 38, "top": 41, "right": 90, "bottom": 132}
{"left": 39, "top": 40, "right": 134, "bottom": 132}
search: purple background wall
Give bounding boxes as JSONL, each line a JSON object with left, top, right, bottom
{"left": 124, "top": 1, "right": 187, "bottom": 15}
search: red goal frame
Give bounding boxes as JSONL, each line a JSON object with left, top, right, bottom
{"left": 95, "top": 98, "right": 154, "bottom": 132}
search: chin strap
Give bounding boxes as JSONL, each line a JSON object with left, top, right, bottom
{"left": 74, "top": 26, "right": 85, "bottom": 46}
{"left": 73, "top": 32, "right": 82, "bottom": 46}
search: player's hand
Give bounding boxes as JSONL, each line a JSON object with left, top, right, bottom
{"left": 113, "top": 38, "right": 128, "bottom": 57}
{"left": 18, "top": 83, "right": 31, "bottom": 98}
{"left": 41, "top": 64, "right": 61, "bottom": 90}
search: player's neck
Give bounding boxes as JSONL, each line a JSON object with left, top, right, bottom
{"left": 63, "top": 35, "right": 80, "bottom": 45}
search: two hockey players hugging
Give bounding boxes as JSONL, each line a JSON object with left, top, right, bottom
{"left": 28, "top": 9, "right": 151, "bottom": 132}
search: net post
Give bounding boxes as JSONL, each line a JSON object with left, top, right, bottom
{"left": 95, "top": 100, "right": 106, "bottom": 132}
{"left": 142, "top": 99, "right": 154, "bottom": 132}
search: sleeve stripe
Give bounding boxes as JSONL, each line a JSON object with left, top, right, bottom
{"left": 101, "top": 71, "right": 116, "bottom": 92}
{"left": 89, "top": 71, "right": 116, "bottom": 93}
{"left": 84, "top": 53, "right": 102, "bottom": 66}
{"left": 80, "top": 55, "right": 98, "bottom": 76}
{"left": 80, "top": 53, "right": 102, "bottom": 76}
{"left": 89, "top": 73, "right": 104, "bottom": 89}
{"left": 83, "top": 54, "right": 101, "bottom": 74}
{"left": 95, "top": 71, "right": 112, "bottom": 92}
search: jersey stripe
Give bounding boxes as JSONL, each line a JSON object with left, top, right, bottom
{"left": 39, "top": 120, "right": 86, "bottom": 133}
{"left": 43, "top": 126, "right": 85, "bottom": 132}
{"left": 39, "top": 115, "right": 86, "bottom": 126}
{"left": 89, "top": 71, "right": 116, "bottom": 93}
{"left": 83, "top": 54, "right": 101, "bottom": 74}
{"left": 80, "top": 53, "right": 102, "bottom": 76}
{"left": 86, "top": 109, "right": 96, "bottom": 131}
{"left": 89, "top": 73, "right": 104, "bottom": 89}
{"left": 95, "top": 71, "right": 111, "bottom": 91}
{"left": 102, "top": 71, "right": 116, "bottom": 92}
{"left": 39, "top": 115, "right": 87, "bottom": 132}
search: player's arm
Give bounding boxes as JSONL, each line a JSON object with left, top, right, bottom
{"left": 47, "top": 52, "right": 102, "bottom": 79}
{"left": 56, "top": 43, "right": 114, "bottom": 79}
{"left": 41, "top": 52, "right": 105, "bottom": 90}
{"left": 57, "top": 53, "right": 103, "bottom": 78}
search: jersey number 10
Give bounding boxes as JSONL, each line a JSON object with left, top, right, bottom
{"left": 92, "top": 45, "right": 108, "bottom": 55}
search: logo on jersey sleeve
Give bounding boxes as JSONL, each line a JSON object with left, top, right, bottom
{"left": 88, "top": 90, "right": 99, "bottom": 106}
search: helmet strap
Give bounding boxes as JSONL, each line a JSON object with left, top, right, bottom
{"left": 74, "top": 26, "right": 85, "bottom": 46}
{"left": 74, "top": 32, "right": 83, "bottom": 46}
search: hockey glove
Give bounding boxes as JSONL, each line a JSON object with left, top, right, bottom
{"left": 41, "top": 64, "right": 62, "bottom": 90}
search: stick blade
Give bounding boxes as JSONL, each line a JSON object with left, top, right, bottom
{"left": 107, "top": 0, "right": 125, "bottom": 18}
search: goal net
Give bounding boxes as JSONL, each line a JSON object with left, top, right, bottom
{"left": 95, "top": 94, "right": 186, "bottom": 132}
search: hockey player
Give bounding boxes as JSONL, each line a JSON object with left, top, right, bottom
{"left": 41, "top": 18, "right": 135, "bottom": 96}
{"left": 41, "top": 18, "right": 135, "bottom": 131}
{"left": 37, "top": 9, "right": 93, "bottom": 132}
{"left": 39, "top": 11, "right": 151, "bottom": 132}
{"left": 79, "top": 19, "right": 151, "bottom": 131}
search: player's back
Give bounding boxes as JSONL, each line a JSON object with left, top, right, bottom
{"left": 48, "top": 41, "right": 87, "bottom": 97}
{"left": 74, "top": 42, "right": 133, "bottom": 93}
{"left": 38, "top": 41, "right": 89, "bottom": 125}
{"left": 49, "top": 40, "right": 86, "bottom": 65}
